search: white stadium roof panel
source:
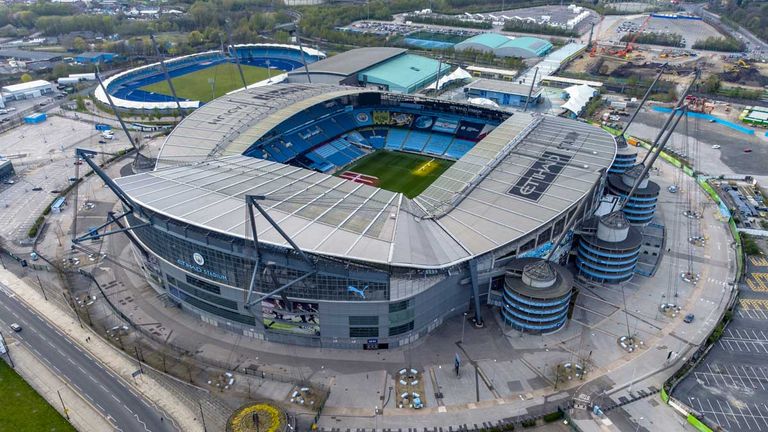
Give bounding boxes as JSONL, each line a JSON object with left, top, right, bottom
{"left": 117, "top": 83, "right": 616, "bottom": 268}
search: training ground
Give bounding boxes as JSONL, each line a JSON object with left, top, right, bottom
{"left": 140, "top": 63, "right": 272, "bottom": 103}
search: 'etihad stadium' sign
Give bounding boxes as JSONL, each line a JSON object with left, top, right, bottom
{"left": 508, "top": 150, "right": 573, "bottom": 202}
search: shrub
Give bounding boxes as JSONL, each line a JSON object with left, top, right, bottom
{"left": 543, "top": 410, "right": 564, "bottom": 423}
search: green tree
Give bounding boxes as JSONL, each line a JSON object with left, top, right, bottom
{"left": 73, "top": 36, "right": 87, "bottom": 53}
{"left": 20, "top": 73, "right": 32, "bottom": 83}
{"left": 702, "top": 75, "right": 721, "bottom": 94}
{"left": 75, "top": 95, "right": 86, "bottom": 111}
{"left": 188, "top": 30, "right": 204, "bottom": 46}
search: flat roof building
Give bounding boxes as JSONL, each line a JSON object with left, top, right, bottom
{"left": 464, "top": 78, "right": 543, "bottom": 107}
{"left": 358, "top": 54, "right": 450, "bottom": 94}
{"left": 0, "top": 49, "right": 63, "bottom": 63}
{"left": 74, "top": 52, "right": 117, "bottom": 64}
{"left": 287, "top": 48, "right": 449, "bottom": 94}
{"left": 455, "top": 33, "right": 553, "bottom": 58}
{"left": 1, "top": 80, "right": 55, "bottom": 101}
{"left": 287, "top": 47, "right": 406, "bottom": 86}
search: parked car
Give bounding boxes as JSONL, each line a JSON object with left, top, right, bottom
{"left": 668, "top": 185, "right": 678, "bottom": 193}
{"left": 32, "top": 187, "right": 43, "bottom": 191}
{"left": 745, "top": 148, "right": 753, "bottom": 153}
{"left": 98, "top": 140, "right": 106, "bottom": 144}
{"left": 684, "top": 314, "right": 695, "bottom": 323}
{"left": 712, "top": 145, "right": 721, "bottom": 149}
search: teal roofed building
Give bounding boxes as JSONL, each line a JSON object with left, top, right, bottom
{"left": 358, "top": 54, "right": 450, "bottom": 94}
{"left": 455, "top": 33, "right": 553, "bottom": 58}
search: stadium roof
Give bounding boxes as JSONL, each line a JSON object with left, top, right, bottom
{"left": 464, "top": 78, "right": 543, "bottom": 98}
{"left": 292, "top": 47, "right": 406, "bottom": 77}
{"left": 133, "top": 83, "right": 616, "bottom": 268}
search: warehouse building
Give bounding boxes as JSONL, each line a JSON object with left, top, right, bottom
{"left": 455, "top": 33, "right": 552, "bottom": 58}
{"left": 464, "top": 79, "right": 542, "bottom": 107}
{"left": 74, "top": 52, "right": 118, "bottom": 64}
{"left": 1, "top": 80, "right": 55, "bottom": 101}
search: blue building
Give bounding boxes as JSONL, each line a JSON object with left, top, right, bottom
{"left": 464, "top": 79, "right": 542, "bottom": 107}
{"left": 23, "top": 112, "right": 46, "bottom": 124}
{"left": 75, "top": 52, "right": 117, "bottom": 64}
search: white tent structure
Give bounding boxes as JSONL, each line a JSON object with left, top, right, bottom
{"left": 467, "top": 97, "right": 500, "bottom": 108}
{"left": 428, "top": 67, "right": 472, "bottom": 91}
{"left": 561, "top": 84, "right": 597, "bottom": 116}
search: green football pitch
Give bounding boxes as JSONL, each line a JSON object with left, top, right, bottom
{"left": 140, "top": 63, "right": 272, "bottom": 102}
{"left": 340, "top": 151, "right": 453, "bottom": 198}
{"left": 0, "top": 360, "right": 76, "bottom": 432}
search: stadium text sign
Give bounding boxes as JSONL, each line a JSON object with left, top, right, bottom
{"left": 508, "top": 151, "right": 572, "bottom": 202}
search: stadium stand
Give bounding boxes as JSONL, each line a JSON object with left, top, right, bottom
{"left": 96, "top": 45, "right": 325, "bottom": 113}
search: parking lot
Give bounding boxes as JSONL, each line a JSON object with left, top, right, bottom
{"left": 601, "top": 15, "right": 725, "bottom": 48}
{"left": 0, "top": 114, "right": 131, "bottom": 242}
{"left": 673, "top": 257, "right": 768, "bottom": 432}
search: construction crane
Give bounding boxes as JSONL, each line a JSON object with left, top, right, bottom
{"left": 614, "top": 14, "right": 653, "bottom": 58}
{"left": 589, "top": 16, "right": 605, "bottom": 57}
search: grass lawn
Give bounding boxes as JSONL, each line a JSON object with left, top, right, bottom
{"left": 140, "top": 62, "right": 272, "bottom": 102}
{"left": 0, "top": 360, "right": 75, "bottom": 432}
{"left": 340, "top": 151, "right": 453, "bottom": 198}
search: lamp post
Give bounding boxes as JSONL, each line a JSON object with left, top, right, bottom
{"left": 461, "top": 312, "right": 468, "bottom": 344}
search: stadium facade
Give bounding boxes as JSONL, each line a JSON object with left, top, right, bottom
{"left": 113, "top": 83, "right": 617, "bottom": 348}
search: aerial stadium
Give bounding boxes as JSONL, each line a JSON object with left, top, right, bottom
{"left": 107, "top": 83, "right": 617, "bottom": 349}
{"left": 94, "top": 44, "right": 325, "bottom": 113}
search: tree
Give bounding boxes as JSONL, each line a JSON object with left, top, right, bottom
{"left": 702, "top": 74, "right": 721, "bottom": 94}
{"left": 73, "top": 36, "right": 87, "bottom": 53}
{"left": 75, "top": 95, "right": 86, "bottom": 111}
{"left": 188, "top": 30, "right": 204, "bottom": 46}
{"left": 20, "top": 73, "right": 32, "bottom": 83}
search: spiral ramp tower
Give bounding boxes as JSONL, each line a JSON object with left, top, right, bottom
{"left": 609, "top": 136, "right": 639, "bottom": 175}
{"left": 501, "top": 258, "right": 574, "bottom": 334}
{"left": 606, "top": 163, "right": 660, "bottom": 225}
{"left": 576, "top": 211, "right": 642, "bottom": 284}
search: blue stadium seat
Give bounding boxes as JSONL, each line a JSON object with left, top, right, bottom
{"left": 402, "top": 131, "right": 430, "bottom": 152}
{"left": 444, "top": 139, "right": 475, "bottom": 159}
{"left": 424, "top": 134, "right": 453, "bottom": 156}
{"left": 385, "top": 129, "right": 408, "bottom": 150}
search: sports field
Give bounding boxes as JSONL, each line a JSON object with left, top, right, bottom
{"left": 341, "top": 151, "right": 453, "bottom": 198}
{"left": 140, "top": 63, "right": 272, "bottom": 102}
{"left": 0, "top": 360, "right": 75, "bottom": 431}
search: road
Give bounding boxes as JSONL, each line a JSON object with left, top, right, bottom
{"left": 0, "top": 282, "right": 177, "bottom": 432}
{"left": 686, "top": 4, "right": 768, "bottom": 60}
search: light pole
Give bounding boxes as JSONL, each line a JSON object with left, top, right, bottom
{"left": 461, "top": 312, "right": 468, "bottom": 344}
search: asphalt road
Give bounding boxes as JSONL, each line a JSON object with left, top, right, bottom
{"left": 0, "top": 282, "right": 177, "bottom": 432}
